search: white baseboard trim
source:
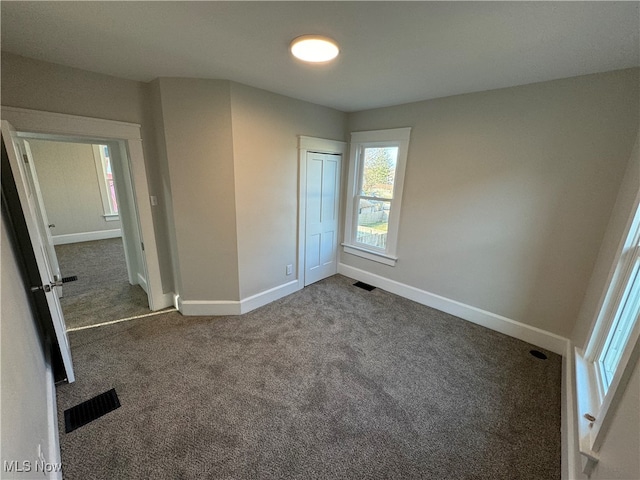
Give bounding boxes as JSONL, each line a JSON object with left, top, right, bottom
{"left": 52, "top": 229, "right": 122, "bottom": 245}
{"left": 240, "top": 280, "right": 301, "bottom": 314}
{"left": 173, "top": 293, "right": 181, "bottom": 311}
{"left": 151, "top": 292, "right": 175, "bottom": 311}
{"left": 176, "top": 279, "right": 301, "bottom": 316}
{"left": 179, "top": 298, "right": 241, "bottom": 316}
{"left": 338, "top": 263, "right": 568, "bottom": 355}
{"left": 562, "top": 340, "right": 579, "bottom": 480}
{"left": 45, "top": 349, "right": 63, "bottom": 479}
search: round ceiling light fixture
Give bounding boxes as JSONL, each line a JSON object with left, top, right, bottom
{"left": 290, "top": 35, "right": 339, "bottom": 63}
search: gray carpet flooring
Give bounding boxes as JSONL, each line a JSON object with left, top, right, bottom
{"left": 55, "top": 238, "right": 150, "bottom": 329}
{"left": 56, "top": 274, "right": 561, "bottom": 479}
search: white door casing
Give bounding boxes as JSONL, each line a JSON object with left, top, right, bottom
{"left": 298, "top": 136, "right": 346, "bottom": 288}
{"left": 304, "top": 151, "right": 342, "bottom": 286}
{"left": 108, "top": 140, "right": 145, "bottom": 290}
{"left": 1, "top": 106, "right": 173, "bottom": 311}
{"left": 1, "top": 120, "right": 75, "bottom": 382}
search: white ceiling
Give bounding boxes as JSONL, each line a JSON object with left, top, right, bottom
{"left": 2, "top": 1, "right": 638, "bottom": 112}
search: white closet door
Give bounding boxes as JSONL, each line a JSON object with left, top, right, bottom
{"left": 305, "top": 152, "right": 341, "bottom": 286}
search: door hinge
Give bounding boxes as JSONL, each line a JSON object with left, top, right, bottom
{"left": 22, "top": 153, "right": 29, "bottom": 164}
{"left": 141, "top": 242, "right": 145, "bottom": 251}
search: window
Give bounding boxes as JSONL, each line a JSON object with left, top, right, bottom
{"left": 93, "top": 144, "right": 119, "bottom": 220}
{"left": 575, "top": 193, "right": 640, "bottom": 470}
{"left": 343, "top": 128, "right": 410, "bottom": 266}
{"left": 590, "top": 199, "right": 640, "bottom": 393}
{"left": 597, "top": 235, "right": 639, "bottom": 391}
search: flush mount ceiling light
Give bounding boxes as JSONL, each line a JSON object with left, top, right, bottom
{"left": 290, "top": 35, "right": 339, "bottom": 63}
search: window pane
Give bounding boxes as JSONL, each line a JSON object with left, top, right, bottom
{"left": 108, "top": 180, "right": 118, "bottom": 213}
{"left": 361, "top": 147, "right": 398, "bottom": 198}
{"left": 99, "top": 145, "right": 119, "bottom": 215}
{"left": 599, "top": 256, "right": 640, "bottom": 389}
{"left": 356, "top": 198, "right": 390, "bottom": 249}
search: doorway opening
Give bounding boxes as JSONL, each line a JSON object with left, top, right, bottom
{"left": 3, "top": 108, "right": 172, "bottom": 383}
{"left": 20, "top": 136, "right": 151, "bottom": 330}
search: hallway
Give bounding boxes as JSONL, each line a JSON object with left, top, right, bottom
{"left": 56, "top": 238, "right": 149, "bottom": 330}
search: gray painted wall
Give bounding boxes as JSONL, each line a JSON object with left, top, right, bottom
{"left": 8, "top": 53, "right": 636, "bottom": 335}
{"left": 573, "top": 131, "right": 640, "bottom": 348}
{"left": 230, "top": 82, "right": 346, "bottom": 298}
{"left": 345, "top": 68, "right": 639, "bottom": 338}
{"left": 153, "top": 77, "right": 240, "bottom": 302}
{"left": 2, "top": 51, "right": 639, "bottom": 480}
{"left": 1, "top": 213, "right": 57, "bottom": 479}
{"left": 1, "top": 52, "right": 174, "bottom": 294}
{"left": 571, "top": 130, "right": 639, "bottom": 479}
{"left": 148, "top": 79, "right": 180, "bottom": 296}
{"left": 1, "top": 53, "right": 146, "bottom": 124}
{"left": 29, "top": 139, "right": 122, "bottom": 236}
{"left": 149, "top": 79, "right": 347, "bottom": 302}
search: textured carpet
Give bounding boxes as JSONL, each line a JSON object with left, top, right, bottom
{"left": 56, "top": 275, "right": 561, "bottom": 479}
{"left": 55, "top": 238, "right": 150, "bottom": 329}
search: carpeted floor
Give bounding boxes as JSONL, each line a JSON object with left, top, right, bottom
{"left": 55, "top": 238, "right": 150, "bottom": 329}
{"left": 56, "top": 274, "right": 561, "bottom": 479}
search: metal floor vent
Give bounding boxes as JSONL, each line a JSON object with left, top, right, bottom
{"left": 64, "top": 388, "right": 120, "bottom": 433}
{"left": 62, "top": 275, "right": 78, "bottom": 283}
{"left": 529, "top": 350, "right": 548, "bottom": 360}
{"left": 354, "top": 281, "right": 376, "bottom": 291}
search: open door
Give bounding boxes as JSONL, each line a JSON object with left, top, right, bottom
{"left": 19, "top": 139, "right": 63, "bottom": 295}
{"left": 1, "top": 120, "right": 74, "bottom": 382}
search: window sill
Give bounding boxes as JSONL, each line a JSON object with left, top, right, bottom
{"left": 342, "top": 243, "right": 397, "bottom": 266}
{"left": 103, "top": 214, "right": 119, "bottom": 222}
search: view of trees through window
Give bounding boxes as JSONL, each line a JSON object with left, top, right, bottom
{"left": 356, "top": 146, "right": 398, "bottom": 249}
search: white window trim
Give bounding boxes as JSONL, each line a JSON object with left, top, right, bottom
{"left": 342, "top": 244, "right": 398, "bottom": 266}
{"left": 92, "top": 144, "right": 119, "bottom": 219}
{"left": 343, "top": 127, "right": 411, "bottom": 265}
{"left": 574, "top": 187, "right": 640, "bottom": 473}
